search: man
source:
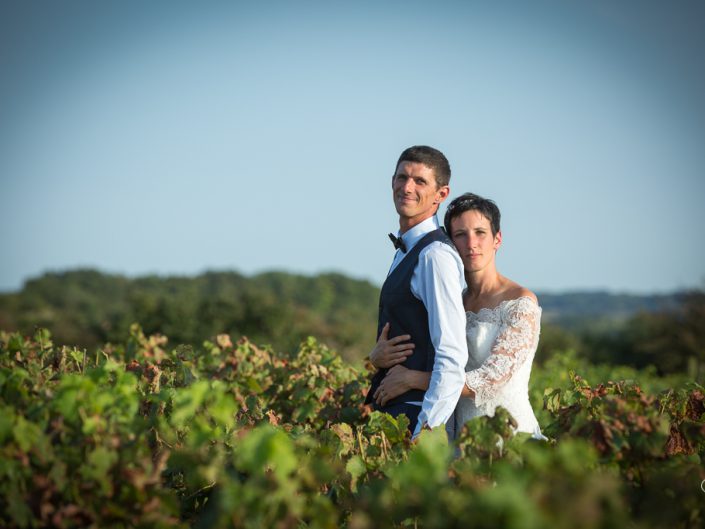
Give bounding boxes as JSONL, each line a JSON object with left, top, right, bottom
{"left": 365, "top": 145, "right": 468, "bottom": 438}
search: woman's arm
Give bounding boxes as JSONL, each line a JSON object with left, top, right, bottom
{"left": 464, "top": 297, "right": 540, "bottom": 407}
{"left": 369, "top": 322, "right": 415, "bottom": 369}
{"left": 374, "top": 365, "right": 428, "bottom": 406}
{"left": 374, "top": 366, "right": 476, "bottom": 406}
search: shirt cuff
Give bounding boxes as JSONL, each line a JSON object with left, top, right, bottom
{"left": 412, "top": 420, "right": 423, "bottom": 439}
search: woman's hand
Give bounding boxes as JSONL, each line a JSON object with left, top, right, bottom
{"left": 461, "top": 383, "right": 476, "bottom": 399}
{"left": 369, "top": 322, "right": 415, "bottom": 369}
{"left": 373, "top": 365, "right": 412, "bottom": 406}
{"left": 373, "top": 365, "right": 431, "bottom": 407}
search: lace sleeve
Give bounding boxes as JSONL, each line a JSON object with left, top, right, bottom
{"left": 464, "top": 297, "right": 541, "bottom": 408}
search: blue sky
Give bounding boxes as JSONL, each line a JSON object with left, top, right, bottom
{"left": 1, "top": 0, "right": 704, "bottom": 294}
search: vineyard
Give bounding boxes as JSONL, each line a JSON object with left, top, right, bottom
{"left": 1, "top": 325, "right": 703, "bottom": 528}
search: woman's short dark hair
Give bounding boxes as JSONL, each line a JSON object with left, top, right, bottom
{"left": 395, "top": 145, "right": 451, "bottom": 188}
{"left": 444, "top": 192, "right": 501, "bottom": 236}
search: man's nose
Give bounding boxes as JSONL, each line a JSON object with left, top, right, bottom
{"left": 402, "top": 178, "right": 415, "bottom": 193}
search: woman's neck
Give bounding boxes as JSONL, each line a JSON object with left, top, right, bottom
{"left": 465, "top": 266, "right": 502, "bottom": 300}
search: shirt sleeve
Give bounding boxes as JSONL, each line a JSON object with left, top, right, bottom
{"left": 464, "top": 297, "right": 541, "bottom": 408}
{"left": 410, "top": 241, "right": 468, "bottom": 437}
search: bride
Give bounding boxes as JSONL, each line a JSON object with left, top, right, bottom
{"left": 370, "top": 192, "right": 545, "bottom": 440}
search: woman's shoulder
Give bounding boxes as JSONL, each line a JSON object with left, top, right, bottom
{"left": 494, "top": 282, "right": 540, "bottom": 324}
{"left": 499, "top": 278, "right": 538, "bottom": 306}
{"left": 465, "top": 278, "right": 538, "bottom": 316}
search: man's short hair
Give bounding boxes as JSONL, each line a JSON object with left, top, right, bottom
{"left": 444, "top": 192, "right": 501, "bottom": 236}
{"left": 395, "top": 145, "right": 451, "bottom": 188}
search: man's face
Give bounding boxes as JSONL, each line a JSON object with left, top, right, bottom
{"left": 392, "top": 161, "right": 449, "bottom": 227}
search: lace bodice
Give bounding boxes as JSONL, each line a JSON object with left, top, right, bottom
{"left": 450, "top": 296, "right": 545, "bottom": 439}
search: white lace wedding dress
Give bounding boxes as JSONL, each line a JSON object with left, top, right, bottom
{"left": 448, "top": 296, "right": 546, "bottom": 440}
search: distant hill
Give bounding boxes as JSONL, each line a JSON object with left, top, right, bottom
{"left": 537, "top": 291, "right": 682, "bottom": 329}
{"left": 0, "top": 269, "right": 689, "bottom": 362}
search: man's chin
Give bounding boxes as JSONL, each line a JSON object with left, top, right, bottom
{"left": 394, "top": 204, "right": 416, "bottom": 216}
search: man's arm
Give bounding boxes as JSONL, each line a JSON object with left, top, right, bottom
{"left": 410, "top": 242, "right": 468, "bottom": 437}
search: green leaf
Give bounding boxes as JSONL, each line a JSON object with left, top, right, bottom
{"left": 34, "top": 328, "right": 53, "bottom": 350}
{"left": 5, "top": 490, "right": 33, "bottom": 527}
{"left": 346, "top": 455, "right": 366, "bottom": 492}
{"left": 236, "top": 425, "right": 298, "bottom": 482}
{"left": 207, "top": 393, "right": 238, "bottom": 429}
{"left": 0, "top": 406, "right": 14, "bottom": 444}
{"left": 543, "top": 387, "right": 562, "bottom": 412}
{"left": 245, "top": 376, "right": 263, "bottom": 393}
{"left": 81, "top": 446, "right": 118, "bottom": 496}
{"left": 330, "top": 423, "right": 354, "bottom": 457}
{"left": 387, "top": 427, "right": 450, "bottom": 488}
{"left": 170, "top": 380, "right": 210, "bottom": 427}
{"left": 13, "top": 416, "right": 41, "bottom": 452}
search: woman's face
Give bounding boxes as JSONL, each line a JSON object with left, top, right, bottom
{"left": 449, "top": 210, "right": 501, "bottom": 273}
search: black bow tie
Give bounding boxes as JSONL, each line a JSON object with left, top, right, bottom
{"left": 388, "top": 233, "right": 407, "bottom": 253}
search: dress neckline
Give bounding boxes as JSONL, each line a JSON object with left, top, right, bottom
{"left": 465, "top": 295, "right": 539, "bottom": 316}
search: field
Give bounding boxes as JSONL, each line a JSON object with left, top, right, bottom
{"left": 1, "top": 325, "right": 703, "bottom": 528}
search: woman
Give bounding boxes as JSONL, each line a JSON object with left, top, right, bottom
{"left": 371, "top": 193, "right": 545, "bottom": 440}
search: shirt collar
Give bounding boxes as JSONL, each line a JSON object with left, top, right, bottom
{"left": 397, "top": 216, "right": 440, "bottom": 253}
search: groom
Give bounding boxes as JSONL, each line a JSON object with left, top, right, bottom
{"left": 366, "top": 145, "right": 468, "bottom": 438}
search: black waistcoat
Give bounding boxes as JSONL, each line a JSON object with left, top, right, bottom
{"left": 366, "top": 227, "right": 455, "bottom": 409}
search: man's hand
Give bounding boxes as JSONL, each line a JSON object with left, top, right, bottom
{"left": 369, "top": 322, "right": 415, "bottom": 369}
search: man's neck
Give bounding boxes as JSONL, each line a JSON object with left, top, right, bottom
{"left": 398, "top": 213, "right": 437, "bottom": 235}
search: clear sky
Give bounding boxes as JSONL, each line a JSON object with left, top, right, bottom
{"left": 1, "top": 0, "right": 704, "bottom": 294}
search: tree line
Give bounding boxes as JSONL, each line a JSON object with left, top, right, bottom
{"left": 0, "top": 269, "right": 379, "bottom": 364}
{"left": 0, "top": 269, "right": 702, "bottom": 376}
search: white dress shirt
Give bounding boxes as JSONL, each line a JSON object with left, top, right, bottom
{"left": 388, "top": 216, "right": 468, "bottom": 437}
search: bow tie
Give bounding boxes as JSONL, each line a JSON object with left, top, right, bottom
{"left": 388, "top": 233, "right": 407, "bottom": 253}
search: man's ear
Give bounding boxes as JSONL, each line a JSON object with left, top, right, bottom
{"left": 435, "top": 186, "right": 450, "bottom": 204}
{"left": 494, "top": 230, "right": 502, "bottom": 250}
